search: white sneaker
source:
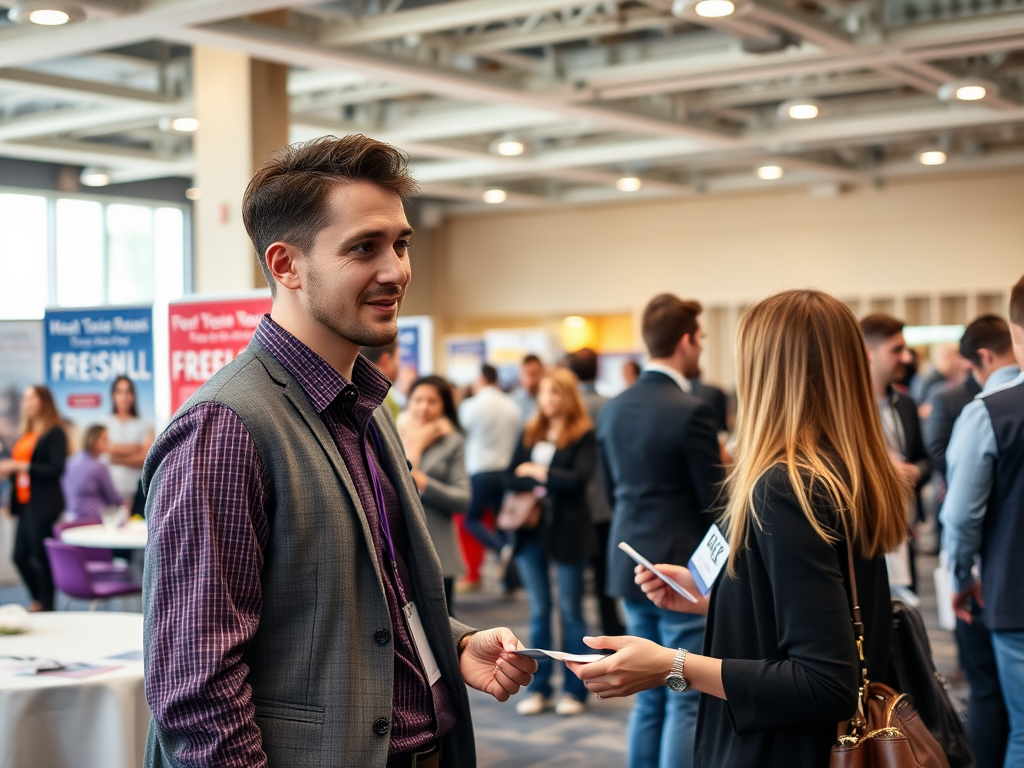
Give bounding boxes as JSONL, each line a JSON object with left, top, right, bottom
{"left": 555, "top": 696, "right": 587, "bottom": 717}
{"left": 515, "top": 693, "right": 552, "bottom": 716}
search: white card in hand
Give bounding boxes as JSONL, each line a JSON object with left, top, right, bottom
{"left": 513, "top": 649, "right": 612, "bottom": 663}
{"left": 687, "top": 523, "right": 730, "bottom": 597}
{"left": 618, "top": 542, "right": 699, "bottom": 603}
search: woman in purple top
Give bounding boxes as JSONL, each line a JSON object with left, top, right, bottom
{"left": 61, "top": 424, "right": 123, "bottom": 523}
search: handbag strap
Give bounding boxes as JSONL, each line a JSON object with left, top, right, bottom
{"left": 838, "top": 514, "right": 870, "bottom": 706}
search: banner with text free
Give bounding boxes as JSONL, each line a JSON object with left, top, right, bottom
{"left": 44, "top": 306, "right": 156, "bottom": 433}
{"left": 168, "top": 295, "right": 272, "bottom": 414}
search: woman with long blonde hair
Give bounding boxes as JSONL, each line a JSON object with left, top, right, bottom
{"left": 568, "top": 290, "right": 908, "bottom": 767}
{"left": 507, "top": 367, "right": 598, "bottom": 717}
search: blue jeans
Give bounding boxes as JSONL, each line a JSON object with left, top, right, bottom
{"left": 623, "top": 599, "right": 705, "bottom": 768}
{"left": 991, "top": 629, "right": 1024, "bottom": 768}
{"left": 955, "top": 603, "right": 1008, "bottom": 768}
{"left": 466, "top": 471, "right": 510, "bottom": 553}
{"left": 514, "top": 532, "right": 589, "bottom": 701}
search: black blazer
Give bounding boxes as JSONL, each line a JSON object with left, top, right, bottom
{"left": 597, "top": 370, "right": 724, "bottom": 602}
{"left": 695, "top": 466, "right": 892, "bottom": 768}
{"left": 689, "top": 378, "right": 729, "bottom": 434}
{"left": 925, "top": 376, "right": 980, "bottom": 483}
{"left": 9, "top": 425, "right": 67, "bottom": 523}
{"left": 506, "top": 430, "right": 597, "bottom": 563}
{"left": 890, "top": 389, "right": 932, "bottom": 490}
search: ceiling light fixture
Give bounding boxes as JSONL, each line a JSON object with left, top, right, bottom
{"left": 185, "top": 188, "right": 201, "bottom": 201}
{"left": 672, "top": 0, "right": 739, "bottom": 18}
{"left": 917, "top": 149, "right": 948, "bottom": 166}
{"left": 937, "top": 78, "right": 994, "bottom": 103}
{"left": 757, "top": 165, "right": 784, "bottom": 180}
{"left": 494, "top": 139, "right": 525, "bottom": 157}
{"left": 169, "top": 117, "right": 199, "bottom": 133}
{"left": 79, "top": 167, "right": 110, "bottom": 187}
{"left": 616, "top": 177, "right": 642, "bottom": 192}
{"left": 7, "top": 2, "right": 85, "bottom": 25}
{"left": 482, "top": 189, "right": 507, "bottom": 204}
{"left": 779, "top": 99, "right": 822, "bottom": 121}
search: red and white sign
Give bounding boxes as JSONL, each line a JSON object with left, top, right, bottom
{"left": 168, "top": 295, "right": 272, "bottom": 413}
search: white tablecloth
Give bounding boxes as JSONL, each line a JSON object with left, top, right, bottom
{"left": 60, "top": 520, "right": 148, "bottom": 549}
{"left": 0, "top": 612, "right": 149, "bottom": 768}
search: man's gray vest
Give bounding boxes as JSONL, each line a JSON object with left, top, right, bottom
{"left": 981, "top": 379, "right": 1024, "bottom": 631}
{"left": 143, "top": 342, "right": 476, "bottom": 767}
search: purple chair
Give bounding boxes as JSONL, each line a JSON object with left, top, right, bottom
{"left": 43, "top": 539, "right": 142, "bottom": 611}
{"left": 53, "top": 520, "right": 132, "bottom": 581}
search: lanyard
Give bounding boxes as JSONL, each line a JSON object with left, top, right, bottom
{"left": 363, "top": 422, "right": 409, "bottom": 606}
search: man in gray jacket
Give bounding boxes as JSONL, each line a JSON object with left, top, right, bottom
{"left": 143, "top": 135, "right": 536, "bottom": 768}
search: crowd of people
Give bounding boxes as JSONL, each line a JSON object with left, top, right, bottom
{"left": 3, "top": 134, "right": 1022, "bottom": 768}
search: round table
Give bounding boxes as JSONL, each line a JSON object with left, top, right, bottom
{"left": 60, "top": 520, "right": 148, "bottom": 549}
{"left": 0, "top": 611, "right": 149, "bottom": 768}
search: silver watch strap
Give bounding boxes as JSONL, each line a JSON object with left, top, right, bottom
{"left": 671, "top": 648, "right": 687, "bottom": 677}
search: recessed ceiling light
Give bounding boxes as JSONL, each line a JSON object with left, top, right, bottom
{"left": 564, "top": 315, "right": 587, "bottom": 328}
{"left": 185, "top": 187, "right": 201, "bottom": 201}
{"left": 80, "top": 167, "right": 110, "bottom": 187}
{"left": 482, "top": 189, "right": 507, "bottom": 204}
{"left": 616, "top": 177, "right": 642, "bottom": 192}
{"left": 779, "top": 99, "right": 822, "bottom": 121}
{"left": 693, "top": 0, "right": 736, "bottom": 17}
{"left": 169, "top": 117, "right": 199, "bottom": 133}
{"left": 938, "top": 79, "right": 994, "bottom": 103}
{"left": 494, "top": 139, "right": 525, "bottom": 157}
{"left": 7, "top": 2, "right": 85, "bottom": 25}
{"left": 757, "top": 165, "right": 784, "bottom": 180}
{"left": 917, "top": 150, "right": 948, "bottom": 166}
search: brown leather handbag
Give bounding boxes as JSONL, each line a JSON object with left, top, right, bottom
{"left": 495, "top": 491, "right": 542, "bottom": 531}
{"left": 830, "top": 520, "right": 950, "bottom": 768}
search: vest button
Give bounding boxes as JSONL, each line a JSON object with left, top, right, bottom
{"left": 373, "top": 717, "right": 389, "bottom": 736}
{"left": 374, "top": 628, "right": 391, "bottom": 645}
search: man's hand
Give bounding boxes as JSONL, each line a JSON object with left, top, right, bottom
{"left": 888, "top": 451, "right": 920, "bottom": 488}
{"left": 953, "top": 580, "right": 984, "bottom": 624}
{"left": 460, "top": 628, "right": 537, "bottom": 702}
{"left": 635, "top": 564, "right": 709, "bottom": 616}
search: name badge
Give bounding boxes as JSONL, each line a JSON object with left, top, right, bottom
{"left": 403, "top": 601, "right": 442, "bottom": 686}
{"left": 688, "top": 524, "right": 730, "bottom": 596}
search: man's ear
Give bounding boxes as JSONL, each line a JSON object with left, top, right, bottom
{"left": 266, "top": 242, "right": 302, "bottom": 291}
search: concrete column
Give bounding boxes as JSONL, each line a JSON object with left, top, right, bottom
{"left": 192, "top": 47, "right": 289, "bottom": 294}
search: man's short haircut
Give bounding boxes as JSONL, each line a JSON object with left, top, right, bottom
{"left": 859, "top": 313, "right": 905, "bottom": 346}
{"left": 522, "top": 354, "right": 542, "bottom": 367}
{"left": 960, "top": 314, "right": 1012, "bottom": 366}
{"left": 641, "top": 294, "right": 702, "bottom": 359}
{"left": 480, "top": 364, "right": 498, "bottom": 385}
{"left": 1011, "top": 274, "right": 1024, "bottom": 327}
{"left": 361, "top": 340, "right": 398, "bottom": 365}
{"left": 242, "top": 134, "right": 418, "bottom": 296}
{"left": 568, "top": 348, "right": 598, "bottom": 383}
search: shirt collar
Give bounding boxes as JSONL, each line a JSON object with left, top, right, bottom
{"left": 254, "top": 315, "right": 391, "bottom": 421}
{"left": 644, "top": 362, "right": 692, "bottom": 394}
{"left": 980, "top": 364, "right": 1023, "bottom": 395}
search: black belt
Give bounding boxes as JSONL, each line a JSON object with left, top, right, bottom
{"left": 386, "top": 740, "right": 441, "bottom": 768}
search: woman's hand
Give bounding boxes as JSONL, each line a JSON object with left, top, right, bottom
{"left": 0, "top": 459, "right": 25, "bottom": 478}
{"left": 635, "top": 564, "right": 710, "bottom": 616}
{"left": 514, "top": 462, "right": 548, "bottom": 483}
{"left": 565, "top": 636, "right": 677, "bottom": 698}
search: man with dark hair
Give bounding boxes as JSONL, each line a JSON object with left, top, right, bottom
{"left": 511, "top": 354, "right": 544, "bottom": 429}
{"left": 942, "top": 301, "right": 1024, "bottom": 767}
{"left": 458, "top": 362, "right": 522, "bottom": 591}
{"left": 362, "top": 340, "right": 402, "bottom": 420}
{"left": 567, "top": 348, "right": 624, "bottom": 637}
{"left": 859, "top": 312, "right": 931, "bottom": 598}
{"left": 144, "top": 135, "right": 535, "bottom": 768}
{"left": 597, "top": 294, "right": 723, "bottom": 768}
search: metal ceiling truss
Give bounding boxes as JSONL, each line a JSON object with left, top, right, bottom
{"left": 0, "top": 0, "right": 1023, "bottom": 208}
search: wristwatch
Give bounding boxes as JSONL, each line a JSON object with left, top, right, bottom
{"left": 665, "top": 648, "right": 689, "bottom": 693}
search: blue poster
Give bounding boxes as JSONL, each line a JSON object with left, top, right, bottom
{"left": 44, "top": 306, "right": 155, "bottom": 432}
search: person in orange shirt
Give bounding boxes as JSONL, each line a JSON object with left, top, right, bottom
{"left": 0, "top": 386, "right": 68, "bottom": 612}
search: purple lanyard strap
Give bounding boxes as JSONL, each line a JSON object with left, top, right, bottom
{"left": 364, "top": 422, "right": 409, "bottom": 605}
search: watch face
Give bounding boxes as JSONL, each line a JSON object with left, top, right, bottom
{"left": 666, "top": 674, "right": 689, "bottom": 693}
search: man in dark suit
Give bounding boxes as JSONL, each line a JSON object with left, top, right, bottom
{"left": 860, "top": 313, "right": 932, "bottom": 597}
{"left": 926, "top": 372, "right": 981, "bottom": 492}
{"left": 597, "top": 295, "right": 724, "bottom": 768}
{"left": 687, "top": 374, "right": 729, "bottom": 435}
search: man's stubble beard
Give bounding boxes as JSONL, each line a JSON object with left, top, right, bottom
{"left": 305, "top": 262, "right": 404, "bottom": 348}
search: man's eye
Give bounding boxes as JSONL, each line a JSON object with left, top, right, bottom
{"left": 396, "top": 240, "right": 413, "bottom": 253}
{"left": 352, "top": 242, "right": 374, "bottom": 253}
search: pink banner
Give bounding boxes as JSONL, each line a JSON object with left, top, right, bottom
{"left": 168, "top": 296, "right": 271, "bottom": 413}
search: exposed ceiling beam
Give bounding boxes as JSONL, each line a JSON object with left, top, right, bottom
{"left": 0, "top": 100, "right": 188, "bottom": 141}
{"left": 0, "top": 137, "right": 191, "bottom": 177}
{"left": 0, "top": 67, "right": 177, "bottom": 106}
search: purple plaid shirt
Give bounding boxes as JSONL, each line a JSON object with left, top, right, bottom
{"left": 145, "top": 315, "right": 455, "bottom": 767}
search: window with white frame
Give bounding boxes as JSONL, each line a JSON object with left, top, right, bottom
{"left": 0, "top": 190, "right": 188, "bottom": 320}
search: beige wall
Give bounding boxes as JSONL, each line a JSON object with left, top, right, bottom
{"left": 435, "top": 169, "right": 1024, "bottom": 384}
